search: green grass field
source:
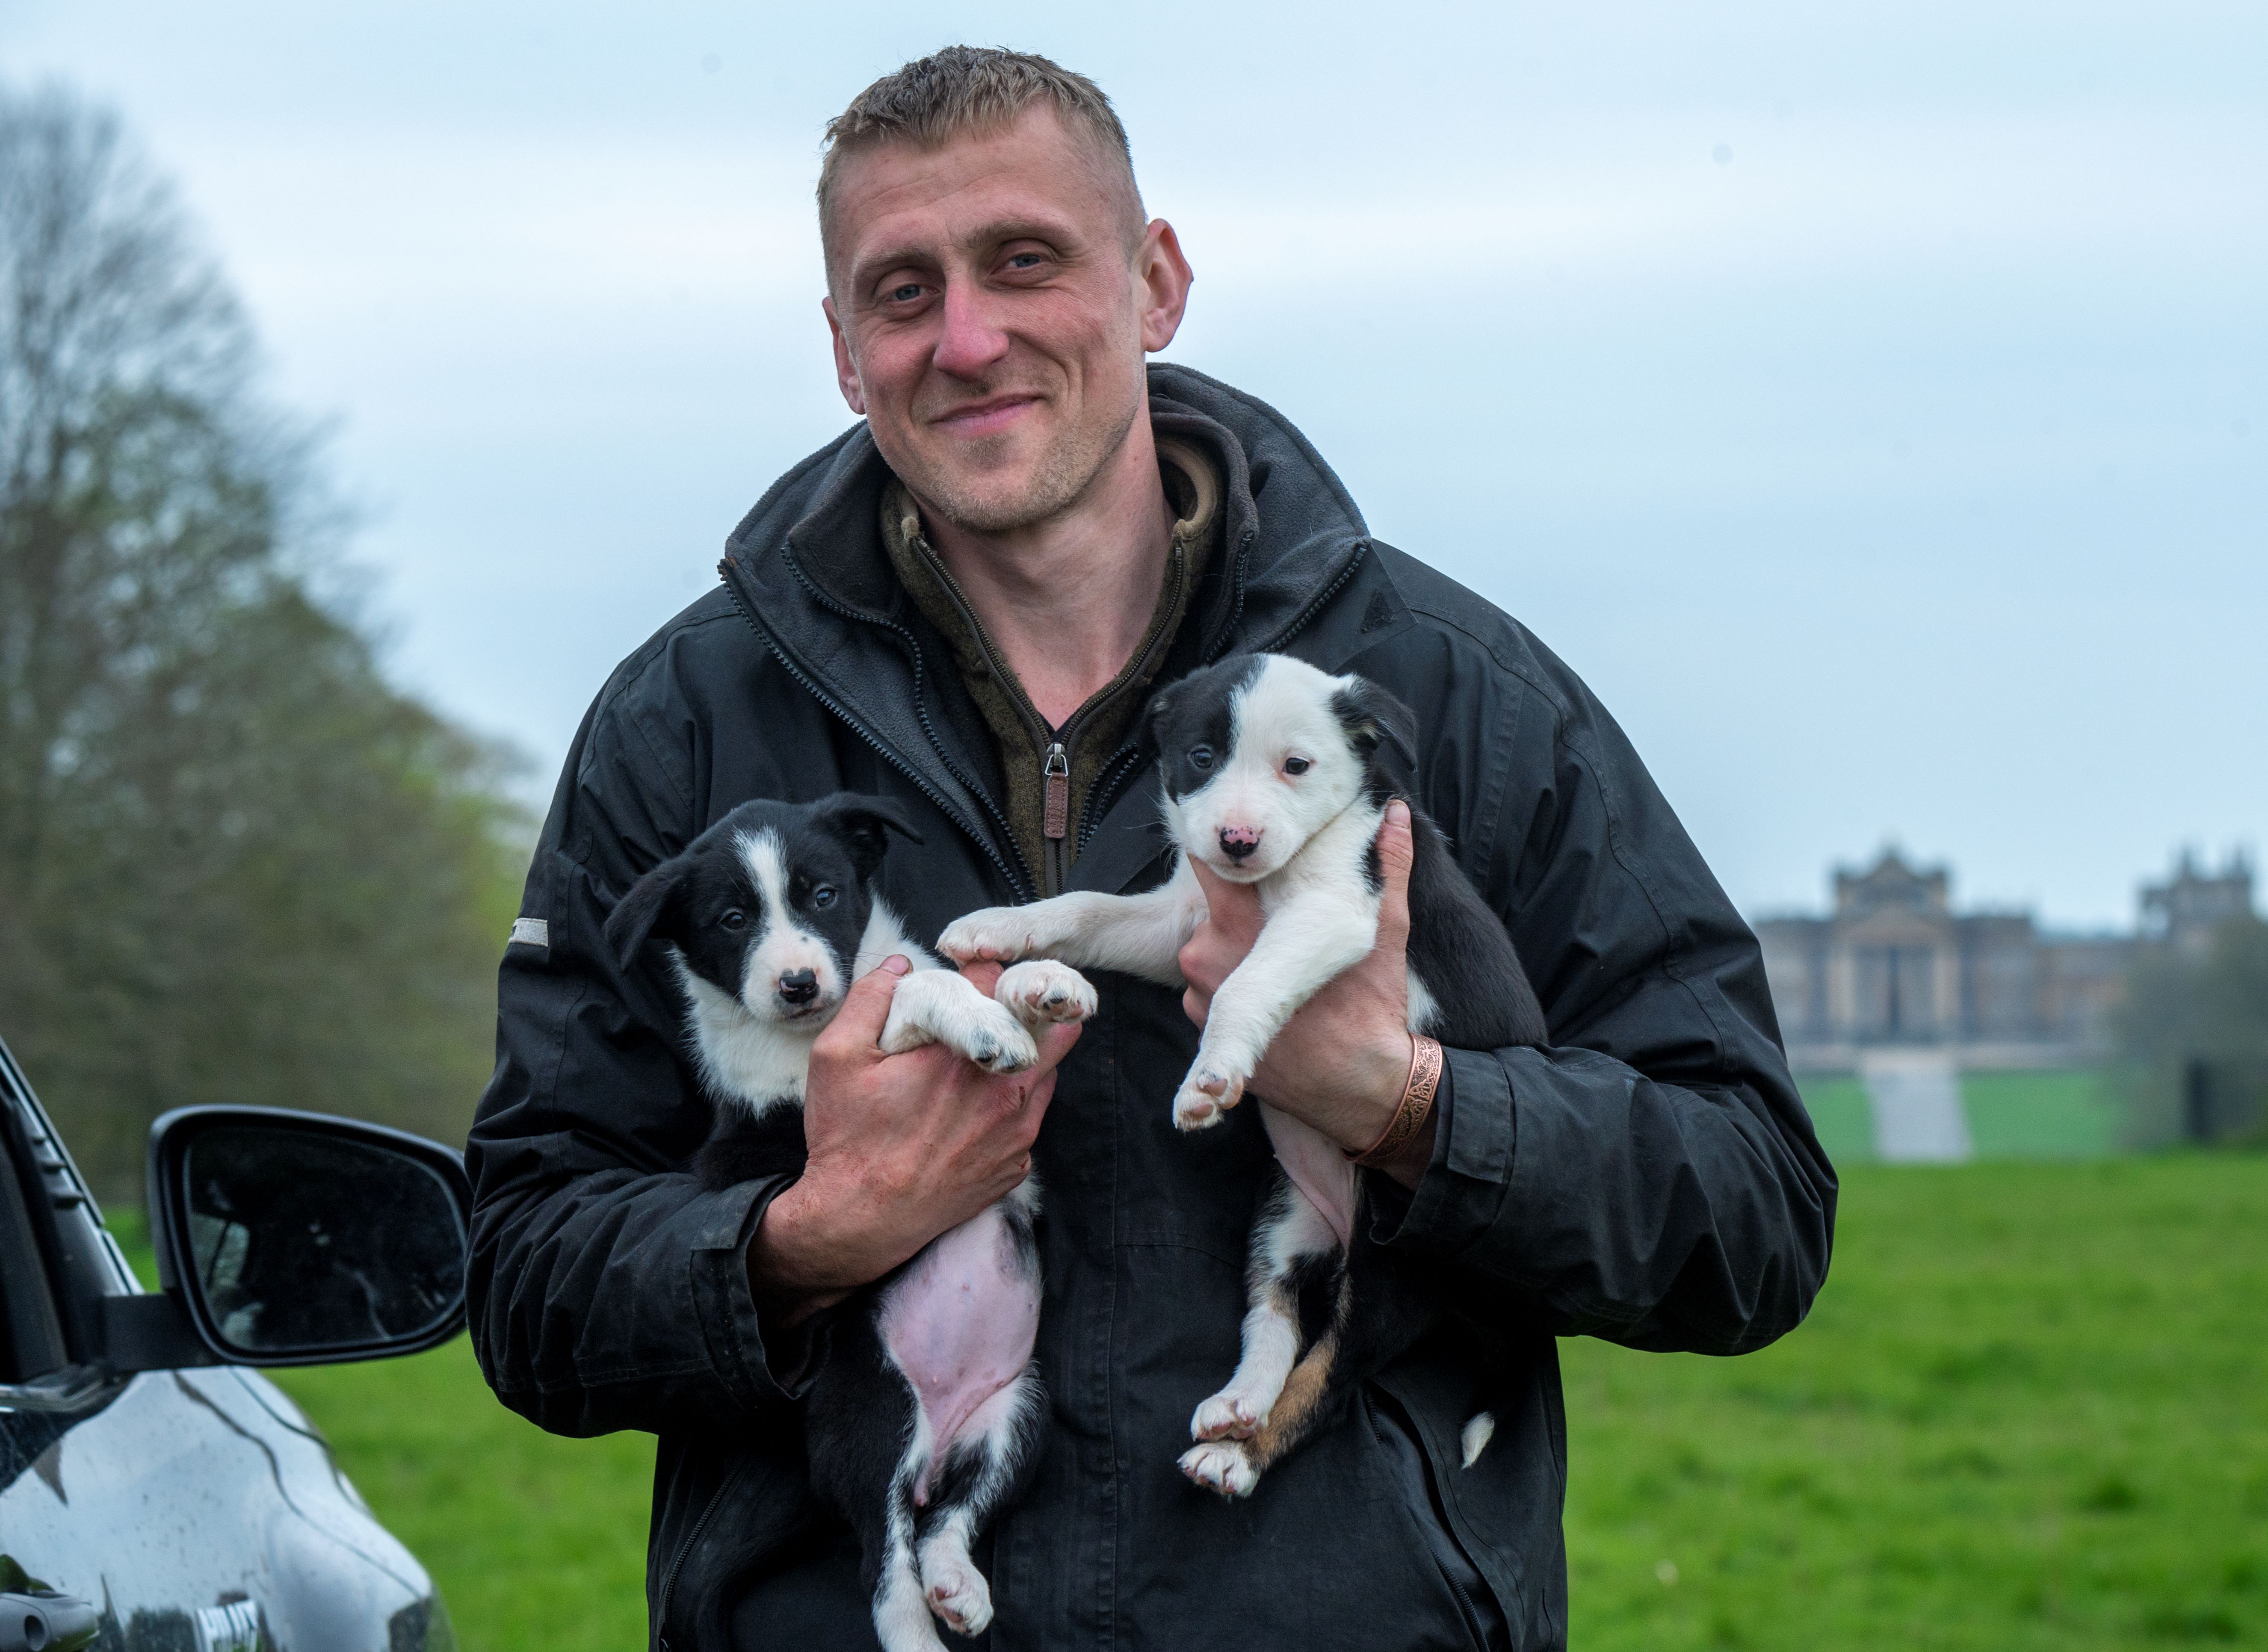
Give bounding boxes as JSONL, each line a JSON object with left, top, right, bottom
{"left": 1802, "top": 1069, "right": 2126, "bottom": 1164}
{"left": 112, "top": 1156, "right": 2268, "bottom": 1649}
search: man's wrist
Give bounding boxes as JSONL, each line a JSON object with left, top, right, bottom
{"left": 748, "top": 1176, "right": 860, "bottom": 1318}
{"left": 1336, "top": 1029, "right": 1419, "bottom": 1153}
{"left": 1346, "top": 1031, "right": 1441, "bottom": 1191}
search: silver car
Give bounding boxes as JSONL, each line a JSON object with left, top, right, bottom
{"left": 0, "top": 1033, "right": 468, "bottom": 1652}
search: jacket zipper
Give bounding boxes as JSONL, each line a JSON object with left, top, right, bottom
{"left": 1042, "top": 742, "right": 1070, "bottom": 895}
{"left": 654, "top": 1468, "right": 738, "bottom": 1649}
{"left": 719, "top": 553, "right": 1033, "bottom": 901}
{"left": 915, "top": 535, "right": 1189, "bottom": 897}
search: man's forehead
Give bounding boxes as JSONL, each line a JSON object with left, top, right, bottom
{"left": 826, "top": 107, "right": 1127, "bottom": 278}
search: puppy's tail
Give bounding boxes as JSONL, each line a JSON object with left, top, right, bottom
{"left": 1458, "top": 1410, "right": 1497, "bottom": 1469}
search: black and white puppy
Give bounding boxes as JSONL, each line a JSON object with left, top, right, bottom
{"left": 605, "top": 795, "right": 1096, "bottom": 1652}
{"left": 941, "top": 653, "right": 1546, "bottom": 1498}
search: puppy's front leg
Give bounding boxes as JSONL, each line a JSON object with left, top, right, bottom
{"left": 993, "top": 959, "right": 1099, "bottom": 1027}
{"left": 1174, "top": 887, "right": 1378, "bottom": 1131}
{"left": 880, "top": 971, "right": 1037, "bottom": 1074}
{"left": 939, "top": 862, "right": 1204, "bottom": 987}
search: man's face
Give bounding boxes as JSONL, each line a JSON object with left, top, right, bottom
{"left": 822, "top": 106, "right": 1189, "bottom": 534}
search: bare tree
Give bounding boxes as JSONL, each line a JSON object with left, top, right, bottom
{"left": 0, "top": 86, "right": 526, "bottom": 1197}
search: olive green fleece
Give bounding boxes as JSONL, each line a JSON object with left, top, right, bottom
{"left": 879, "top": 437, "right": 1220, "bottom": 892}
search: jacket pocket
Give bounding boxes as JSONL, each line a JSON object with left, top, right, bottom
{"left": 1367, "top": 1387, "right": 1511, "bottom": 1652}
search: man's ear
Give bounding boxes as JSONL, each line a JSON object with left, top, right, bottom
{"left": 603, "top": 858, "right": 688, "bottom": 972}
{"left": 1331, "top": 677, "right": 1419, "bottom": 768}
{"left": 810, "top": 793, "right": 925, "bottom": 881}
{"left": 822, "top": 296, "right": 867, "bottom": 416}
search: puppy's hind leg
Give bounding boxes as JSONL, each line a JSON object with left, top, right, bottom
{"left": 914, "top": 1367, "right": 1045, "bottom": 1637}
{"left": 870, "top": 1406, "right": 949, "bottom": 1652}
{"left": 1190, "top": 1168, "right": 1339, "bottom": 1443}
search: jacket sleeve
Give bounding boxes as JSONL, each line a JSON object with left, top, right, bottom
{"left": 1378, "top": 635, "right": 1836, "bottom": 1356}
{"left": 464, "top": 657, "right": 801, "bottom": 1439}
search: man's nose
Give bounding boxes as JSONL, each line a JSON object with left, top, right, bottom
{"left": 1218, "top": 825, "right": 1262, "bottom": 862}
{"left": 777, "top": 968, "right": 819, "bottom": 1005}
{"left": 931, "top": 281, "right": 1011, "bottom": 381}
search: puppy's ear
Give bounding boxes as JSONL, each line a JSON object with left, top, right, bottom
{"left": 1331, "top": 677, "right": 1419, "bottom": 768}
{"left": 1143, "top": 681, "right": 1182, "bottom": 752}
{"left": 810, "top": 793, "right": 925, "bottom": 881}
{"left": 603, "top": 857, "right": 687, "bottom": 972}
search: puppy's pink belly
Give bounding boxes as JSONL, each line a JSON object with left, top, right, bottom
{"left": 877, "top": 1205, "right": 1038, "bottom": 1501}
{"left": 1261, "top": 1103, "right": 1357, "bottom": 1253}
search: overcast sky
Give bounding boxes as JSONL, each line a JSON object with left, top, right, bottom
{"left": 7, "top": 0, "right": 2262, "bottom": 928}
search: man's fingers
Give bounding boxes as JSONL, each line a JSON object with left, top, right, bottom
{"left": 817, "top": 954, "right": 910, "bottom": 1057}
{"left": 1375, "top": 800, "right": 1416, "bottom": 941}
{"left": 1187, "top": 854, "right": 1266, "bottom": 946}
{"left": 1029, "top": 1017, "right": 1084, "bottom": 1076}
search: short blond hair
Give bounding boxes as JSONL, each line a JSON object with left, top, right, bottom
{"left": 818, "top": 47, "right": 1145, "bottom": 275}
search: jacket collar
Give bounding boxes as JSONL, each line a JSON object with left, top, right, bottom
{"left": 717, "top": 365, "right": 1389, "bottom": 895}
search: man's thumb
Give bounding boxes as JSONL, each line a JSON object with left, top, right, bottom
{"left": 831, "top": 954, "right": 911, "bottom": 1049}
{"left": 1378, "top": 799, "right": 1417, "bottom": 900}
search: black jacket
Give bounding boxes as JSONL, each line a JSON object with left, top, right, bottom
{"left": 467, "top": 364, "right": 1836, "bottom": 1652}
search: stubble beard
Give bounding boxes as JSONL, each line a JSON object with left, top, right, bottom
{"left": 902, "top": 389, "right": 1143, "bottom": 536}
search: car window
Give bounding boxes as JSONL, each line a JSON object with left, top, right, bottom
{"left": 0, "top": 1099, "right": 70, "bottom": 1381}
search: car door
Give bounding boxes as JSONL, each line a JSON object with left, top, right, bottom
{"left": 0, "top": 1038, "right": 453, "bottom": 1652}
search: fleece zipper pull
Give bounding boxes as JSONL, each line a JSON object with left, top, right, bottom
{"left": 1042, "top": 742, "right": 1070, "bottom": 895}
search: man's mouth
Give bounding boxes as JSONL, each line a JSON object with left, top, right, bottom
{"left": 930, "top": 393, "right": 1041, "bottom": 439}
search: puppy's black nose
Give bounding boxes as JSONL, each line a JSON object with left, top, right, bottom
{"left": 777, "top": 969, "right": 819, "bottom": 1005}
{"left": 1218, "top": 825, "right": 1261, "bottom": 862}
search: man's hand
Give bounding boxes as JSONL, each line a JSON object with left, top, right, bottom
{"left": 749, "top": 956, "right": 1081, "bottom": 1318}
{"left": 1178, "top": 800, "right": 1433, "bottom": 1188}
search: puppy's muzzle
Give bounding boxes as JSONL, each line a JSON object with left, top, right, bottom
{"left": 777, "top": 968, "right": 820, "bottom": 1007}
{"left": 1217, "top": 825, "right": 1263, "bottom": 863}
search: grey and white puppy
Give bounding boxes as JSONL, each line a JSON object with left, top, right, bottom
{"left": 942, "top": 653, "right": 1546, "bottom": 1498}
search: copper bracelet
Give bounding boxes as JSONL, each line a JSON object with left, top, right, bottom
{"left": 1348, "top": 1034, "right": 1443, "bottom": 1167}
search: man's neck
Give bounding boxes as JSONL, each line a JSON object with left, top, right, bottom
{"left": 914, "top": 417, "right": 1175, "bottom": 731}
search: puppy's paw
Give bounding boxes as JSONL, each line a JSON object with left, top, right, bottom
{"left": 938, "top": 907, "right": 1044, "bottom": 964}
{"left": 876, "top": 1017, "right": 934, "bottom": 1058}
{"left": 948, "top": 999, "right": 1039, "bottom": 1075}
{"left": 1179, "top": 1440, "right": 1260, "bottom": 1499}
{"left": 919, "top": 1548, "right": 993, "bottom": 1637}
{"left": 963, "top": 1023, "right": 1038, "bottom": 1075}
{"left": 995, "top": 960, "right": 1097, "bottom": 1026}
{"left": 1171, "top": 1062, "right": 1245, "bottom": 1131}
{"left": 1191, "top": 1389, "right": 1266, "bottom": 1442}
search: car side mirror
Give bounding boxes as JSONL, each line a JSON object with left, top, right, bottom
{"left": 104, "top": 1107, "right": 470, "bottom": 1371}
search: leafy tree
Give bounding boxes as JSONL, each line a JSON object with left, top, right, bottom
{"left": 0, "top": 86, "right": 526, "bottom": 1199}
{"left": 2117, "top": 917, "right": 2268, "bottom": 1148}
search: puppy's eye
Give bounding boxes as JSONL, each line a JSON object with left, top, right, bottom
{"left": 1189, "top": 746, "right": 1214, "bottom": 771}
{"left": 719, "top": 909, "right": 748, "bottom": 932}
{"left": 1283, "top": 757, "right": 1312, "bottom": 776}
{"left": 811, "top": 886, "right": 838, "bottom": 909}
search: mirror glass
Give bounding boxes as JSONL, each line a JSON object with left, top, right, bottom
{"left": 181, "top": 1125, "right": 465, "bottom": 1356}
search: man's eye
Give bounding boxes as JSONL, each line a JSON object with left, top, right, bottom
{"left": 1006, "top": 253, "right": 1043, "bottom": 269}
{"left": 887, "top": 283, "right": 923, "bottom": 303}
{"left": 719, "top": 909, "right": 748, "bottom": 932}
{"left": 811, "top": 886, "right": 838, "bottom": 909}
{"left": 1283, "top": 757, "right": 1311, "bottom": 776}
{"left": 1189, "top": 747, "right": 1214, "bottom": 771}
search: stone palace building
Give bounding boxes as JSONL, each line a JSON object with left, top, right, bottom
{"left": 1756, "top": 848, "right": 2253, "bottom": 1073}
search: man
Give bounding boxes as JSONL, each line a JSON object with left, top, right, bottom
{"left": 469, "top": 47, "right": 1835, "bottom": 1652}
